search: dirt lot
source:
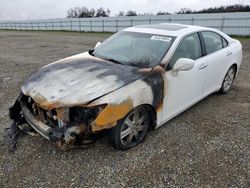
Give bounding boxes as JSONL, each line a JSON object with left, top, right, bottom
{"left": 0, "top": 31, "right": 249, "bottom": 187}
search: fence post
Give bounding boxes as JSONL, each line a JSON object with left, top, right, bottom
{"left": 31, "top": 22, "right": 33, "bottom": 30}
{"left": 191, "top": 17, "right": 194, "bottom": 25}
{"left": 90, "top": 20, "right": 92, "bottom": 32}
{"left": 60, "top": 21, "right": 62, "bottom": 30}
{"left": 79, "top": 19, "right": 81, "bottom": 33}
{"left": 52, "top": 21, "right": 54, "bottom": 31}
{"left": 37, "top": 22, "right": 40, "bottom": 30}
{"left": 116, "top": 19, "right": 118, "bottom": 32}
{"left": 149, "top": 18, "right": 151, "bottom": 24}
{"left": 169, "top": 18, "right": 171, "bottom": 23}
{"left": 102, "top": 20, "right": 104, "bottom": 32}
{"left": 221, "top": 17, "right": 225, "bottom": 31}
{"left": 130, "top": 19, "right": 133, "bottom": 27}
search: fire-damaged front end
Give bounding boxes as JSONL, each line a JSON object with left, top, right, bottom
{"left": 9, "top": 93, "right": 107, "bottom": 149}
{"left": 9, "top": 52, "right": 165, "bottom": 150}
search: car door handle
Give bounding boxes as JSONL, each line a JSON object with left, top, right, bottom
{"left": 226, "top": 51, "right": 232, "bottom": 56}
{"left": 199, "top": 63, "right": 208, "bottom": 70}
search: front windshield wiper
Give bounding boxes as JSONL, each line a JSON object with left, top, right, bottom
{"left": 102, "top": 57, "right": 123, "bottom": 65}
{"left": 88, "top": 50, "right": 95, "bottom": 56}
{"left": 89, "top": 50, "right": 123, "bottom": 65}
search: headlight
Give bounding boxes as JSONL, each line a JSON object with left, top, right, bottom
{"left": 69, "top": 104, "right": 107, "bottom": 125}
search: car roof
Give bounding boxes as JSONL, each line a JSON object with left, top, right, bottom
{"left": 124, "top": 23, "right": 212, "bottom": 37}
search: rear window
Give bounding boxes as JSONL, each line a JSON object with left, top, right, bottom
{"left": 222, "top": 37, "right": 228, "bottom": 48}
{"left": 202, "top": 31, "right": 224, "bottom": 55}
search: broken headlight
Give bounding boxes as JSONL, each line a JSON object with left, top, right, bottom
{"left": 69, "top": 104, "right": 107, "bottom": 125}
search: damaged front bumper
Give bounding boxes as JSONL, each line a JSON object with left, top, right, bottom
{"left": 9, "top": 94, "right": 106, "bottom": 149}
{"left": 20, "top": 101, "right": 62, "bottom": 142}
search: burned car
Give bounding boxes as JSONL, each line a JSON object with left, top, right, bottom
{"left": 9, "top": 23, "right": 242, "bottom": 150}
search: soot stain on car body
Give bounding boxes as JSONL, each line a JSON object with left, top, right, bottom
{"left": 9, "top": 52, "right": 167, "bottom": 150}
{"left": 21, "top": 52, "right": 145, "bottom": 109}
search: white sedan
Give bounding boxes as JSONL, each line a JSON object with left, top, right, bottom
{"left": 10, "top": 23, "right": 242, "bottom": 150}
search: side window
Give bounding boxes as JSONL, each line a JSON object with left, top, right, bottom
{"left": 169, "top": 33, "right": 202, "bottom": 68}
{"left": 202, "top": 32, "right": 223, "bottom": 54}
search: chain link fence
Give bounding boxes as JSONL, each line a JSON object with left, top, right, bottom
{"left": 0, "top": 12, "right": 250, "bottom": 35}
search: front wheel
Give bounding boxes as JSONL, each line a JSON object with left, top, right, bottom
{"left": 220, "top": 66, "right": 236, "bottom": 94}
{"left": 108, "top": 106, "right": 150, "bottom": 150}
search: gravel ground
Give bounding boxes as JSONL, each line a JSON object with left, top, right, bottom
{"left": 0, "top": 31, "right": 249, "bottom": 187}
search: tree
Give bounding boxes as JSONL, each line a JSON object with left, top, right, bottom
{"left": 67, "top": 6, "right": 91, "bottom": 18}
{"left": 89, "top": 9, "right": 96, "bottom": 17}
{"left": 126, "top": 10, "right": 137, "bottom": 16}
{"left": 156, "top": 11, "right": 170, "bottom": 15}
{"left": 78, "top": 7, "right": 91, "bottom": 18}
{"left": 96, "top": 7, "right": 110, "bottom": 17}
{"left": 176, "top": 4, "right": 250, "bottom": 14}
{"left": 118, "top": 11, "right": 125, "bottom": 16}
{"left": 138, "top": 12, "right": 154, "bottom": 16}
{"left": 67, "top": 6, "right": 110, "bottom": 18}
{"left": 67, "top": 7, "right": 78, "bottom": 18}
{"left": 107, "top": 9, "right": 111, "bottom": 16}
{"left": 177, "top": 8, "right": 192, "bottom": 14}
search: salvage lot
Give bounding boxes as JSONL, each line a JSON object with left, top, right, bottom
{"left": 0, "top": 31, "right": 249, "bottom": 187}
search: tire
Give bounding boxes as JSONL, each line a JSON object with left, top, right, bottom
{"left": 108, "top": 106, "right": 150, "bottom": 150}
{"left": 220, "top": 66, "right": 236, "bottom": 94}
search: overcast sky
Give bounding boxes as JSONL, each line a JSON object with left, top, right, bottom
{"left": 0, "top": 0, "right": 249, "bottom": 20}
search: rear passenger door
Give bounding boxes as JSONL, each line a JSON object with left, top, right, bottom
{"left": 200, "top": 31, "right": 231, "bottom": 95}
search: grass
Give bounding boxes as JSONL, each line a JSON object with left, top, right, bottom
{"left": 230, "top": 35, "right": 250, "bottom": 40}
{"left": 0, "top": 29, "right": 114, "bottom": 36}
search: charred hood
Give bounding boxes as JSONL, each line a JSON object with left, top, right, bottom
{"left": 21, "top": 52, "right": 146, "bottom": 109}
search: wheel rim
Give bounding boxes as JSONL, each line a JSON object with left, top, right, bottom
{"left": 223, "top": 68, "right": 235, "bottom": 91}
{"left": 120, "top": 107, "right": 149, "bottom": 147}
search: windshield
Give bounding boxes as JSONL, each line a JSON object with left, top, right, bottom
{"left": 93, "top": 31, "right": 174, "bottom": 68}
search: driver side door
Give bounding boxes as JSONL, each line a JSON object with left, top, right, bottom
{"left": 161, "top": 33, "right": 207, "bottom": 124}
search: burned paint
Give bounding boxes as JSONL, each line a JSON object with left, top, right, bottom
{"left": 142, "top": 66, "right": 165, "bottom": 112}
{"left": 9, "top": 52, "right": 167, "bottom": 150}
{"left": 92, "top": 99, "right": 134, "bottom": 131}
{"left": 21, "top": 52, "right": 146, "bottom": 109}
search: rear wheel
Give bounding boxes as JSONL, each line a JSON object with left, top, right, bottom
{"left": 109, "top": 106, "right": 150, "bottom": 150}
{"left": 220, "top": 66, "right": 236, "bottom": 94}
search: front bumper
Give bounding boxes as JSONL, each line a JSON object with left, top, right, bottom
{"left": 9, "top": 94, "right": 94, "bottom": 149}
{"left": 20, "top": 101, "right": 64, "bottom": 142}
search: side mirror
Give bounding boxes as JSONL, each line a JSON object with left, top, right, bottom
{"left": 172, "top": 58, "right": 194, "bottom": 72}
{"left": 95, "top": 42, "right": 102, "bottom": 49}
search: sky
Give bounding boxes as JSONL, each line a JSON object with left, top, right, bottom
{"left": 0, "top": 0, "right": 249, "bottom": 20}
